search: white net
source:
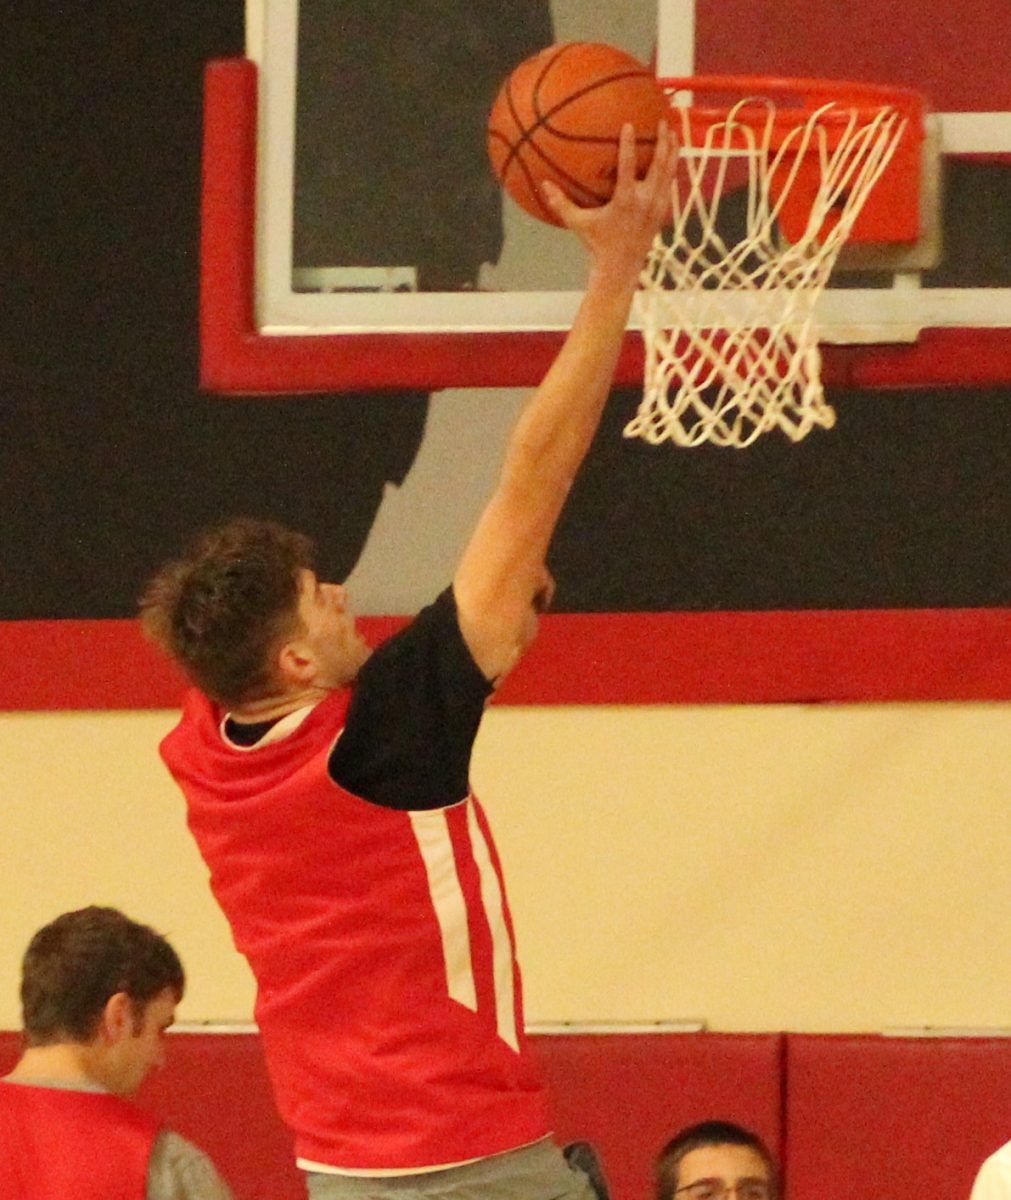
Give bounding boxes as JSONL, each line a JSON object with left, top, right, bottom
{"left": 627, "top": 88, "right": 909, "bottom": 448}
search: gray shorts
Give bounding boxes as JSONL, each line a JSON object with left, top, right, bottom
{"left": 305, "top": 1138, "right": 598, "bottom": 1200}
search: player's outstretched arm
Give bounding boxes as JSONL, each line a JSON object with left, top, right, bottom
{"left": 454, "top": 121, "right": 677, "bottom": 683}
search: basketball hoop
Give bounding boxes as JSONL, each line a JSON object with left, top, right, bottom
{"left": 628, "top": 77, "right": 927, "bottom": 448}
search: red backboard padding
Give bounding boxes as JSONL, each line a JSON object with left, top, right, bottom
{"left": 784, "top": 1034, "right": 1011, "bottom": 1200}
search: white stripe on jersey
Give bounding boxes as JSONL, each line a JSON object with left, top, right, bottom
{"left": 466, "top": 804, "right": 519, "bottom": 1052}
{"left": 409, "top": 808, "right": 477, "bottom": 1012}
{"left": 409, "top": 802, "right": 519, "bottom": 1051}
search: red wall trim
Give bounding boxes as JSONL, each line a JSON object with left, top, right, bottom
{"left": 2, "top": 608, "right": 1009, "bottom": 711}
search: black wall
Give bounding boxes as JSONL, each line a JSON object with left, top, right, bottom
{"left": 3, "top": 5, "right": 1009, "bottom": 621}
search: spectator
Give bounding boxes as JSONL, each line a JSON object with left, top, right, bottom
{"left": 0, "top": 906, "right": 233, "bottom": 1200}
{"left": 656, "top": 1120, "right": 778, "bottom": 1200}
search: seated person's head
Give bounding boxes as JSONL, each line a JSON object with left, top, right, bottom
{"left": 19, "top": 906, "right": 185, "bottom": 1096}
{"left": 656, "top": 1120, "right": 778, "bottom": 1200}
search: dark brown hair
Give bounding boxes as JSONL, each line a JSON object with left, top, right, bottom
{"left": 656, "top": 1120, "right": 779, "bottom": 1200}
{"left": 140, "top": 516, "right": 315, "bottom": 706}
{"left": 21, "top": 907, "right": 185, "bottom": 1046}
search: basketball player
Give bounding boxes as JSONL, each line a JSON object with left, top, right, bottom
{"left": 0, "top": 906, "right": 234, "bottom": 1200}
{"left": 140, "top": 122, "right": 677, "bottom": 1200}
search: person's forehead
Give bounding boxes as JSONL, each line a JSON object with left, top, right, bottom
{"left": 679, "top": 1144, "right": 770, "bottom": 1184}
{"left": 143, "top": 987, "right": 178, "bottom": 1028}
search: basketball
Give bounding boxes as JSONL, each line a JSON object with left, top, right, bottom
{"left": 487, "top": 41, "right": 669, "bottom": 226}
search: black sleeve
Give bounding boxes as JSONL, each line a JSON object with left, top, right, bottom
{"left": 328, "top": 588, "right": 494, "bottom": 810}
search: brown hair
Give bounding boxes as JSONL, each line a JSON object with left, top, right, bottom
{"left": 21, "top": 907, "right": 185, "bottom": 1046}
{"left": 140, "top": 516, "right": 315, "bottom": 706}
{"left": 656, "top": 1121, "right": 779, "bottom": 1200}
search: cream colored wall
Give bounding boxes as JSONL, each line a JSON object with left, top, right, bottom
{"left": 2, "top": 702, "right": 1008, "bottom": 1033}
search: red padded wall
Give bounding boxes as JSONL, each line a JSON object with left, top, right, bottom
{"left": 784, "top": 1034, "right": 1011, "bottom": 1200}
{"left": 0, "top": 1030, "right": 783, "bottom": 1200}
{"left": 8, "top": 1028, "right": 1010, "bottom": 1200}
{"left": 532, "top": 1032, "right": 784, "bottom": 1200}
{"left": 136, "top": 1032, "right": 304, "bottom": 1200}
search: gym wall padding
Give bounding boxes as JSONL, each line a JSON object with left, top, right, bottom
{"left": 4, "top": 1029, "right": 1009, "bottom": 1200}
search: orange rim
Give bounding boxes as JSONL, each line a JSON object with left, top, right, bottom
{"left": 657, "top": 75, "right": 927, "bottom": 129}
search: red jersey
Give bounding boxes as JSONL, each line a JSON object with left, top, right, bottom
{"left": 0, "top": 1081, "right": 158, "bottom": 1200}
{"left": 161, "top": 686, "right": 549, "bottom": 1171}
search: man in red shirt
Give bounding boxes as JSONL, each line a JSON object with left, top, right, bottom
{"left": 0, "top": 906, "right": 233, "bottom": 1200}
{"left": 142, "top": 123, "right": 676, "bottom": 1199}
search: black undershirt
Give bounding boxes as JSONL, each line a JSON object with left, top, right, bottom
{"left": 224, "top": 589, "right": 493, "bottom": 811}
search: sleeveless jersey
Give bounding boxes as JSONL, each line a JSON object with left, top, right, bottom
{"left": 160, "top": 687, "right": 549, "bottom": 1171}
{"left": 0, "top": 1081, "right": 158, "bottom": 1200}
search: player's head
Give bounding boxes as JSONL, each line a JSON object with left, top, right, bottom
{"left": 140, "top": 516, "right": 359, "bottom": 707}
{"left": 656, "top": 1121, "right": 779, "bottom": 1200}
{"left": 20, "top": 906, "right": 185, "bottom": 1095}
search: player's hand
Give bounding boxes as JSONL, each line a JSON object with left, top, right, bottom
{"left": 542, "top": 119, "right": 677, "bottom": 282}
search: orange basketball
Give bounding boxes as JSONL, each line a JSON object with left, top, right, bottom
{"left": 487, "top": 42, "right": 669, "bottom": 226}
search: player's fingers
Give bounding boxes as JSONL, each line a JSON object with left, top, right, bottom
{"left": 646, "top": 120, "right": 677, "bottom": 219}
{"left": 647, "top": 120, "right": 676, "bottom": 186}
{"left": 614, "top": 121, "right": 637, "bottom": 190}
{"left": 541, "top": 179, "right": 579, "bottom": 226}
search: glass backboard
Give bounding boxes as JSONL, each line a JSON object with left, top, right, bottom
{"left": 201, "top": 0, "right": 1011, "bottom": 390}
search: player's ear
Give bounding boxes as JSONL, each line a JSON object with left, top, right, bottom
{"left": 276, "top": 638, "right": 316, "bottom": 686}
{"left": 100, "top": 992, "right": 135, "bottom": 1044}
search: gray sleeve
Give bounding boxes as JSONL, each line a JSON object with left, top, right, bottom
{"left": 146, "top": 1130, "right": 236, "bottom": 1200}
